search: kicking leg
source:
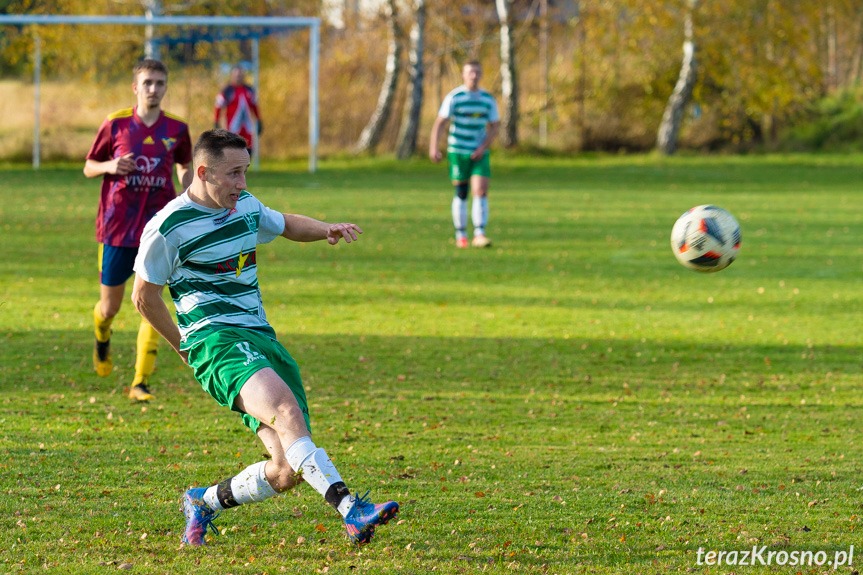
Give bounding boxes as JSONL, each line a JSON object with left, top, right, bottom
{"left": 235, "top": 368, "right": 399, "bottom": 546}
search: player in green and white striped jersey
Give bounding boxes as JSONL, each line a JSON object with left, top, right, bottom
{"left": 131, "top": 130, "right": 398, "bottom": 547}
{"left": 429, "top": 61, "right": 500, "bottom": 248}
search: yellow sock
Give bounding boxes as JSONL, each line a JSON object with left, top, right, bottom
{"left": 133, "top": 321, "right": 160, "bottom": 386}
{"left": 94, "top": 302, "right": 113, "bottom": 342}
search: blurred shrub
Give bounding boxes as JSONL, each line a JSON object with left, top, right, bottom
{"left": 779, "top": 89, "right": 863, "bottom": 153}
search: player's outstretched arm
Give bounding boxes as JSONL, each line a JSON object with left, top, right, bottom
{"left": 131, "top": 276, "right": 186, "bottom": 362}
{"left": 281, "top": 214, "right": 363, "bottom": 245}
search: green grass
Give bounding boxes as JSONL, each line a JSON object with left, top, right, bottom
{"left": 1, "top": 155, "right": 862, "bottom": 574}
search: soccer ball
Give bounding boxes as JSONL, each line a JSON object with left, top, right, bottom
{"left": 670, "top": 205, "right": 741, "bottom": 272}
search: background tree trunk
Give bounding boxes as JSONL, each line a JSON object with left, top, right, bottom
{"left": 396, "top": 0, "right": 426, "bottom": 160}
{"left": 496, "top": 0, "right": 518, "bottom": 148}
{"left": 355, "top": 0, "right": 403, "bottom": 153}
{"left": 656, "top": 0, "right": 697, "bottom": 155}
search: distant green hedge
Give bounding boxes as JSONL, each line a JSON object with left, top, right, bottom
{"left": 780, "top": 89, "right": 863, "bottom": 152}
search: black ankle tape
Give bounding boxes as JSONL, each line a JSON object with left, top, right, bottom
{"left": 216, "top": 478, "right": 240, "bottom": 509}
{"left": 324, "top": 482, "right": 350, "bottom": 511}
{"left": 454, "top": 182, "right": 469, "bottom": 200}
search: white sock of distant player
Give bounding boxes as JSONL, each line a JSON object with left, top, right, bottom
{"left": 202, "top": 460, "right": 278, "bottom": 510}
{"left": 472, "top": 196, "right": 489, "bottom": 237}
{"left": 285, "top": 436, "right": 354, "bottom": 517}
{"left": 452, "top": 196, "right": 468, "bottom": 240}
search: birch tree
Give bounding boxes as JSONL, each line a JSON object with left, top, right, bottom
{"left": 495, "top": 0, "right": 519, "bottom": 148}
{"left": 355, "top": 0, "right": 404, "bottom": 153}
{"left": 656, "top": 0, "right": 698, "bottom": 155}
{"left": 396, "top": 0, "right": 426, "bottom": 159}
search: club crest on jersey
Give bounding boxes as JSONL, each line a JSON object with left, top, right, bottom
{"left": 214, "top": 208, "right": 237, "bottom": 225}
{"left": 161, "top": 137, "right": 177, "bottom": 151}
{"left": 243, "top": 213, "right": 258, "bottom": 233}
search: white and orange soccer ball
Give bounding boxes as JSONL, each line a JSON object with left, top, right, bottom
{"left": 670, "top": 205, "right": 741, "bottom": 272}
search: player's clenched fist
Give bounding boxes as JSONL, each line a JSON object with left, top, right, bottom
{"left": 111, "top": 152, "right": 136, "bottom": 175}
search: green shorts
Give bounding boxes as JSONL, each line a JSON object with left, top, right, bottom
{"left": 187, "top": 327, "right": 310, "bottom": 435}
{"left": 448, "top": 151, "right": 491, "bottom": 182}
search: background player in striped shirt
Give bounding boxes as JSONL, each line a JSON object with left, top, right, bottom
{"left": 131, "top": 129, "right": 398, "bottom": 547}
{"left": 214, "top": 65, "right": 262, "bottom": 156}
{"left": 84, "top": 59, "right": 193, "bottom": 401}
{"left": 429, "top": 60, "right": 500, "bottom": 248}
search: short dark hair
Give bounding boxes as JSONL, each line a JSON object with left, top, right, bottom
{"left": 194, "top": 129, "right": 249, "bottom": 167}
{"left": 133, "top": 59, "right": 168, "bottom": 81}
{"left": 464, "top": 60, "right": 482, "bottom": 69}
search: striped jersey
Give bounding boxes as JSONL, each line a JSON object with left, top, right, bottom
{"left": 87, "top": 107, "right": 192, "bottom": 247}
{"left": 133, "top": 191, "right": 286, "bottom": 350}
{"left": 437, "top": 86, "right": 500, "bottom": 154}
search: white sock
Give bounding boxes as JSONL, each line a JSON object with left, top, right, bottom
{"left": 285, "top": 436, "right": 353, "bottom": 517}
{"left": 202, "top": 460, "right": 278, "bottom": 510}
{"left": 452, "top": 196, "right": 468, "bottom": 239}
{"left": 472, "top": 196, "right": 488, "bottom": 236}
{"left": 337, "top": 493, "right": 356, "bottom": 517}
{"left": 203, "top": 485, "right": 222, "bottom": 510}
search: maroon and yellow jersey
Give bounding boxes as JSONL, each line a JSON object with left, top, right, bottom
{"left": 87, "top": 107, "right": 192, "bottom": 247}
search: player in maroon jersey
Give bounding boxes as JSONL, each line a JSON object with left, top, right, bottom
{"left": 83, "top": 59, "right": 193, "bottom": 401}
{"left": 214, "top": 66, "right": 262, "bottom": 155}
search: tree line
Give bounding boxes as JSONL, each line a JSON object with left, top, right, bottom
{"left": 1, "top": 0, "right": 862, "bottom": 158}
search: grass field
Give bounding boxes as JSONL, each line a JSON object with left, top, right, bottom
{"left": 1, "top": 155, "right": 862, "bottom": 574}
